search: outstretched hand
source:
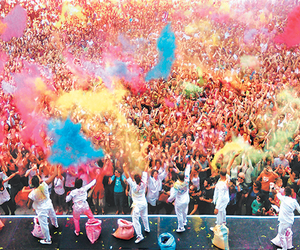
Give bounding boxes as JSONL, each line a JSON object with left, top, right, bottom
{"left": 53, "top": 165, "right": 59, "bottom": 177}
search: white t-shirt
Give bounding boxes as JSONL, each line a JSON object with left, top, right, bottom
{"left": 146, "top": 170, "right": 167, "bottom": 206}
{"left": 65, "top": 172, "right": 76, "bottom": 188}
{"left": 54, "top": 177, "right": 65, "bottom": 195}
{"left": 127, "top": 172, "right": 147, "bottom": 206}
{"left": 277, "top": 193, "right": 300, "bottom": 224}
{"left": 167, "top": 164, "right": 191, "bottom": 205}
{"left": 213, "top": 179, "right": 230, "bottom": 210}
{"left": 28, "top": 182, "right": 53, "bottom": 213}
{"left": 0, "top": 188, "right": 10, "bottom": 205}
{"left": 66, "top": 179, "right": 96, "bottom": 204}
{"left": 0, "top": 172, "right": 8, "bottom": 188}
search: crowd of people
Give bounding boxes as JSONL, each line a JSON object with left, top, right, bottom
{"left": 1, "top": 0, "right": 300, "bottom": 222}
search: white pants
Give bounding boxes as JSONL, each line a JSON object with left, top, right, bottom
{"left": 175, "top": 202, "right": 188, "bottom": 229}
{"left": 37, "top": 206, "right": 58, "bottom": 241}
{"left": 132, "top": 203, "right": 149, "bottom": 238}
{"left": 277, "top": 222, "right": 292, "bottom": 250}
{"left": 216, "top": 208, "right": 226, "bottom": 225}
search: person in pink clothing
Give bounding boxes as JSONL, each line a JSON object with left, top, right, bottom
{"left": 66, "top": 178, "right": 96, "bottom": 236}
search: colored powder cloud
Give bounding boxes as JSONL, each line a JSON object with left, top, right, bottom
{"left": 55, "top": 88, "right": 127, "bottom": 124}
{"left": 211, "top": 142, "right": 241, "bottom": 170}
{"left": 184, "top": 82, "right": 203, "bottom": 97}
{"left": 83, "top": 59, "right": 145, "bottom": 94}
{"left": 244, "top": 29, "right": 258, "bottom": 44}
{"left": 55, "top": 3, "right": 85, "bottom": 28}
{"left": 118, "top": 34, "right": 134, "bottom": 52}
{"left": 240, "top": 55, "right": 259, "bottom": 69}
{"left": 0, "top": 21, "right": 7, "bottom": 35}
{"left": 185, "top": 20, "right": 212, "bottom": 36}
{"left": 0, "top": 52, "right": 8, "bottom": 84}
{"left": 274, "top": 5, "right": 300, "bottom": 48}
{"left": 48, "top": 118, "right": 104, "bottom": 167}
{"left": 145, "top": 23, "right": 176, "bottom": 82}
{"left": 0, "top": 5, "right": 27, "bottom": 42}
{"left": 13, "top": 72, "right": 50, "bottom": 148}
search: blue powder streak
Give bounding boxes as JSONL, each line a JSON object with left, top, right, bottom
{"left": 48, "top": 118, "right": 104, "bottom": 167}
{"left": 145, "top": 23, "right": 176, "bottom": 82}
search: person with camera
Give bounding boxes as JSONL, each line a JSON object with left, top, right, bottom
{"left": 257, "top": 166, "right": 279, "bottom": 197}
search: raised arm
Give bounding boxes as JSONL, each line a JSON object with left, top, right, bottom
{"left": 45, "top": 165, "right": 58, "bottom": 185}
{"left": 2, "top": 171, "right": 20, "bottom": 184}
{"left": 123, "top": 162, "right": 130, "bottom": 179}
{"left": 83, "top": 179, "right": 96, "bottom": 191}
{"left": 227, "top": 152, "right": 240, "bottom": 175}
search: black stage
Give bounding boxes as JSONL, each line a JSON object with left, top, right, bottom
{"left": 0, "top": 215, "right": 300, "bottom": 249}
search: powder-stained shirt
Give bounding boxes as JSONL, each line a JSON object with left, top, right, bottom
{"left": 28, "top": 182, "right": 52, "bottom": 212}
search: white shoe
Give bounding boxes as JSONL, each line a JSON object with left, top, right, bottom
{"left": 145, "top": 228, "right": 150, "bottom": 233}
{"left": 40, "top": 239, "right": 52, "bottom": 245}
{"left": 176, "top": 227, "right": 185, "bottom": 233}
{"left": 135, "top": 236, "right": 144, "bottom": 244}
{"left": 74, "top": 230, "right": 79, "bottom": 236}
{"left": 210, "top": 227, "right": 214, "bottom": 231}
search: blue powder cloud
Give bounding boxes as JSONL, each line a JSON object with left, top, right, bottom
{"left": 48, "top": 118, "right": 104, "bottom": 167}
{"left": 83, "top": 60, "right": 137, "bottom": 89}
{"left": 145, "top": 23, "right": 176, "bottom": 82}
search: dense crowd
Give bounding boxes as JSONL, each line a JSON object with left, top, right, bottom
{"left": 1, "top": 0, "right": 300, "bottom": 218}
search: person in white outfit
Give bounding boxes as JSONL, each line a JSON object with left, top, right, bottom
{"left": 272, "top": 186, "right": 300, "bottom": 250}
{"left": 213, "top": 167, "right": 230, "bottom": 226}
{"left": 66, "top": 178, "right": 96, "bottom": 236}
{"left": 167, "top": 163, "right": 191, "bottom": 232}
{"left": 211, "top": 152, "right": 239, "bottom": 227}
{"left": 123, "top": 163, "right": 150, "bottom": 244}
{"left": 146, "top": 163, "right": 167, "bottom": 214}
{"left": 27, "top": 166, "right": 59, "bottom": 245}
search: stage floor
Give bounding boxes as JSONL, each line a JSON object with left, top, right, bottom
{"left": 0, "top": 215, "right": 299, "bottom": 249}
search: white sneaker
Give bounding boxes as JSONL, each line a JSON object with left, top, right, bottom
{"left": 145, "top": 228, "right": 150, "bottom": 233}
{"left": 40, "top": 239, "right": 52, "bottom": 245}
{"left": 74, "top": 230, "right": 79, "bottom": 236}
{"left": 176, "top": 227, "right": 185, "bottom": 233}
{"left": 210, "top": 227, "right": 214, "bottom": 231}
{"left": 135, "top": 236, "right": 144, "bottom": 244}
